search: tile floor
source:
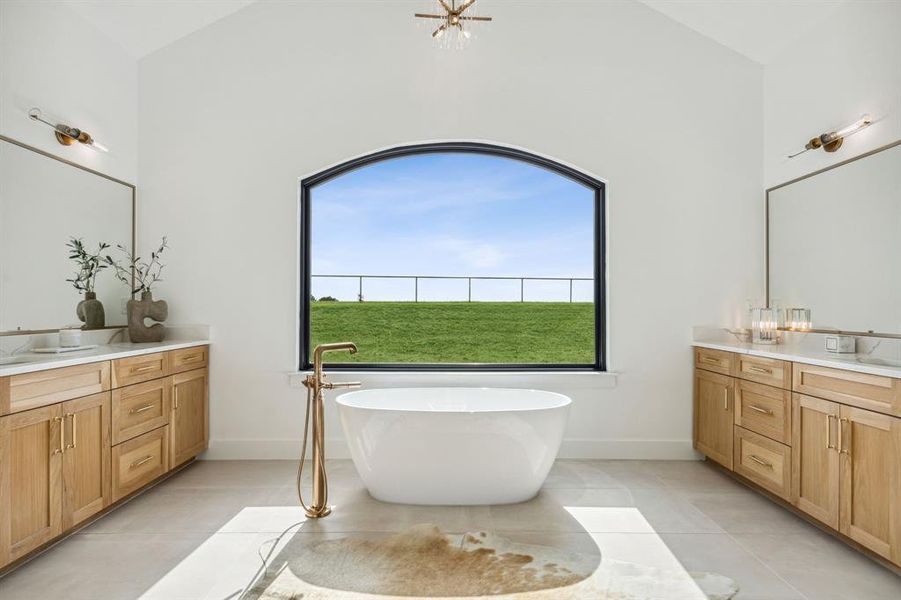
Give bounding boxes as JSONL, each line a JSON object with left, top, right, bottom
{"left": 0, "top": 459, "right": 899, "bottom": 599}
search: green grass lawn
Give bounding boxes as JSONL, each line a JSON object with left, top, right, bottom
{"left": 310, "top": 301, "right": 595, "bottom": 364}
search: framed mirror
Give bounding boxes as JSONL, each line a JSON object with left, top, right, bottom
{"left": 0, "top": 136, "right": 134, "bottom": 334}
{"left": 767, "top": 140, "right": 901, "bottom": 337}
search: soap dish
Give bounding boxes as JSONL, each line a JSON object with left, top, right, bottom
{"left": 32, "top": 345, "right": 99, "bottom": 354}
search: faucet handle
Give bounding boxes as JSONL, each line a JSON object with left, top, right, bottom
{"left": 323, "top": 381, "right": 361, "bottom": 390}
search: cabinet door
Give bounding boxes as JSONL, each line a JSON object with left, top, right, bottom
{"left": 0, "top": 404, "right": 63, "bottom": 566}
{"left": 170, "top": 368, "right": 208, "bottom": 467}
{"left": 694, "top": 369, "right": 733, "bottom": 469}
{"left": 838, "top": 406, "right": 901, "bottom": 564}
{"left": 791, "top": 394, "right": 840, "bottom": 529}
{"left": 61, "top": 392, "right": 111, "bottom": 530}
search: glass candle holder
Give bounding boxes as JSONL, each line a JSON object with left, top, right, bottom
{"left": 750, "top": 307, "right": 782, "bottom": 344}
{"left": 786, "top": 308, "right": 812, "bottom": 331}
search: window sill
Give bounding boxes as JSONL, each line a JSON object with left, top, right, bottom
{"left": 288, "top": 369, "right": 617, "bottom": 389}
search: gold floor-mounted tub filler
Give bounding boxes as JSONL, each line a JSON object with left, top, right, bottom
{"left": 296, "top": 342, "right": 360, "bottom": 518}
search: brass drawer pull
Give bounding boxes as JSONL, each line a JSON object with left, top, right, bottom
{"left": 130, "top": 455, "right": 155, "bottom": 469}
{"left": 748, "top": 454, "right": 773, "bottom": 469}
{"left": 181, "top": 353, "right": 202, "bottom": 363}
{"left": 65, "top": 413, "right": 76, "bottom": 449}
{"left": 748, "top": 365, "right": 773, "bottom": 375}
{"left": 839, "top": 417, "right": 851, "bottom": 456}
{"left": 53, "top": 416, "right": 64, "bottom": 454}
{"left": 131, "top": 364, "right": 158, "bottom": 374}
{"left": 826, "top": 414, "right": 836, "bottom": 450}
{"left": 748, "top": 405, "right": 774, "bottom": 416}
{"left": 723, "top": 389, "right": 729, "bottom": 411}
{"left": 129, "top": 403, "right": 157, "bottom": 415}
{"left": 702, "top": 356, "right": 721, "bottom": 364}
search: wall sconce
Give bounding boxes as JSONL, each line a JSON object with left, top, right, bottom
{"left": 785, "top": 307, "right": 812, "bottom": 331}
{"left": 28, "top": 108, "right": 109, "bottom": 153}
{"left": 788, "top": 114, "right": 871, "bottom": 158}
{"left": 750, "top": 307, "right": 782, "bottom": 344}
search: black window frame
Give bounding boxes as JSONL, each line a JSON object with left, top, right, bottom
{"left": 299, "top": 142, "right": 606, "bottom": 372}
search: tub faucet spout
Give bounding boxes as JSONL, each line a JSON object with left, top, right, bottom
{"left": 297, "top": 342, "right": 360, "bottom": 518}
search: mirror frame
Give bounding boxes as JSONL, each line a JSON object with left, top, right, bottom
{"left": 0, "top": 134, "right": 135, "bottom": 336}
{"left": 765, "top": 138, "right": 901, "bottom": 339}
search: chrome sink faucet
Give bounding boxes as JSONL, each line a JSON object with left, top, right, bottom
{"left": 297, "top": 342, "right": 360, "bottom": 518}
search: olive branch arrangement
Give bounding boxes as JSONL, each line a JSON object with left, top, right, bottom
{"left": 105, "top": 236, "right": 168, "bottom": 295}
{"left": 66, "top": 237, "right": 110, "bottom": 294}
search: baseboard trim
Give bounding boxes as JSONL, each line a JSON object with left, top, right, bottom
{"left": 204, "top": 438, "right": 700, "bottom": 461}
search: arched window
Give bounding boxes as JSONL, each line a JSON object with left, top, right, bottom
{"left": 299, "top": 142, "right": 605, "bottom": 370}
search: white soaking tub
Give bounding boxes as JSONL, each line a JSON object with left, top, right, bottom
{"left": 335, "top": 387, "right": 570, "bottom": 505}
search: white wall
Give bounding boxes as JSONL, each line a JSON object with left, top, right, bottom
{"left": 138, "top": 0, "right": 764, "bottom": 459}
{"left": 764, "top": 1, "right": 901, "bottom": 187}
{"left": 0, "top": 1, "right": 138, "bottom": 183}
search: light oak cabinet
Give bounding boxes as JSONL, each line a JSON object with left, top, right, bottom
{"left": 792, "top": 394, "right": 841, "bottom": 529}
{"left": 0, "top": 394, "right": 111, "bottom": 564}
{"left": 0, "top": 344, "right": 208, "bottom": 571}
{"left": 694, "top": 346, "right": 901, "bottom": 567}
{"left": 838, "top": 405, "right": 901, "bottom": 563}
{"left": 61, "top": 392, "right": 111, "bottom": 530}
{"left": 693, "top": 369, "right": 733, "bottom": 469}
{"left": 0, "top": 404, "right": 64, "bottom": 565}
{"left": 170, "top": 368, "right": 209, "bottom": 468}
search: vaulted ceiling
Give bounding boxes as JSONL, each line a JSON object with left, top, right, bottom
{"left": 69, "top": 0, "right": 847, "bottom": 64}
{"left": 638, "top": 0, "right": 847, "bottom": 64}
{"left": 67, "top": 0, "right": 257, "bottom": 59}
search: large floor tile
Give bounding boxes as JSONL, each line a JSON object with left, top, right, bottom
{"left": 544, "top": 459, "right": 665, "bottom": 489}
{"left": 678, "top": 488, "right": 812, "bottom": 535}
{"left": 83, "top": 486, "right": 283, "bottom": 534}
{"left": 0, "top": 533, "right": 210, "bottom": 600}
{"left": 659, "top": 533, "right": 805, "bottom": 599}
{"left": 733, "top": 530, "right": 901, "bottom": 600}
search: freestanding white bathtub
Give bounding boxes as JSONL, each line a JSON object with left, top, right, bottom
{"left": 336, "top": 387, "right": 571, "bottom": 505}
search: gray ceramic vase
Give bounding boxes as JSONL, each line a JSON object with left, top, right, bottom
{"left": 76, "top": 291, "right": 105, "bottom": 329}
{"left": 127, "top": 291, "right": 168, "bottom": 343}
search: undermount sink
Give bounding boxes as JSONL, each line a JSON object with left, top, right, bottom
{"left": 855, "top": 356, "right": 901, "bottom": 368}
{"left": 0, "top": 355, "right": 32, "bottom": 365}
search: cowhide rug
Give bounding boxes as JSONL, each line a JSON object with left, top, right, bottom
{"left": 245, "top": 524, "right": 739, "bottom": 599}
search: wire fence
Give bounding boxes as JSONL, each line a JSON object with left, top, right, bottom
{"left": 312, "top": 274, "right": 593, "bottom": 303}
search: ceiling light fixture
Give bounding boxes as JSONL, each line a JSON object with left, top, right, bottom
{"left": 415, "top": 0, "right": 492, "bottom": 47}
{"left": 788, "top": 114, "right": 872, "bottom": 158}
{"left": 27, "top": 107, "right": 109, "bottom": 153}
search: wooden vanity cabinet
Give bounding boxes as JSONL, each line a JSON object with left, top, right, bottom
{"left": 838, "top": 405, "right": 901, "bottom": 563}
{"left": 170, "top": 368, "right": 209, "bottom": 468}
{"left": 61, "top": 392, "right": 111, "bottom": 530}
{"left": 0, "top": 344, "right": 208, "bottom": 571}
{"left": 0, "top": 393, "right": 111, "bottom": 564}
{"left": 693, "top": 369, "right": 733, "bottom": 469}
{"left": 792, "top": 394, "right": 841, "bottom": 529}
{"left": 694, "top": 346, "right": 901, "bottom": 567}
{"left": 0, "top": 404, "right": 64, "bottom": 565}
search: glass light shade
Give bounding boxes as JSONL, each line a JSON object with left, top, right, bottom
{"left": 786, "top": 307, "right": 812, "bottom": 331}
{"left": 750, "top": 307, "right": 782, "bottom": 344}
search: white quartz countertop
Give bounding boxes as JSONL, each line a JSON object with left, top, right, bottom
{"left": 692, "top": 339, "right": 901, "bottom": 379}
{"left": 0, "top": 339, "right": 210, "bottom": 377}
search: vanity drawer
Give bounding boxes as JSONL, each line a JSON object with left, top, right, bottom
{"left": 111, "top": 378, "right": 171, "bottom": 445}
{"left": 793, "top": 363, "right": 901, "bottom": 417}
{"left": 112, "top": 426, "right": 169, "bottom": 501}
{"left": 4, "top": 361, "right": 110, "bottom": 415}
{"left": 112, "top": 353, "right": 169, "bottom": 388}
{"left": 168, "top": 346, "right": 208, "bottom": 374}
{"left": 695, "top": 347, "right": 734, "bottom": 376}
{"left": 734, "top": 380, "right": 791, "bottom": 445}
{"left": 733, "top": 354, "right": 791, "bottom": 389}
{"left": 733, "top": 426, "right": 792, "bottom": 500}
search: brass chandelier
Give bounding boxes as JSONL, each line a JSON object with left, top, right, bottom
{"left": 415, "top": 0, "right": 492, "bottom": 46}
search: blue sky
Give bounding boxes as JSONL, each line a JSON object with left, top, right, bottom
{"left": 311, "top": 152, "right": 595, "bottom": 301}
